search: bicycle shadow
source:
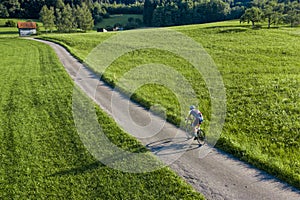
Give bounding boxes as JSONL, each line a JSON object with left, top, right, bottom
{"left": 146, "top": 137, "right": 202, "bottom": 156}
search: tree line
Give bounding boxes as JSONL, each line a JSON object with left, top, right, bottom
{"left": 240, "top": 0, "right": 300, "bottom": 28}
{"left": 0, "top": 0, "right": 142, "bottom": 19}
{"left": 143, "top": 0, "right": 300, "bottom": 27}
{"left": 143, "top": 0, "right": 249, "bottom": 26}
{"left": 1, "top": 0, "right": 299, "bottom": 29}
{"left": 39, "top": 1, "right": 94, "bottom": 32}
{"left": 0, "top": 0, "right": 144, "bottom": 32}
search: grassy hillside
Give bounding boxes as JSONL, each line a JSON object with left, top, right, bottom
{"left": 0, "top": 38, "right": 204, "bottom": 199}
{"left": 37, "top": 20, "right": 300, "bottom": 188}
{"left": 176, "top": 21, "right": 300, "bottom": 187}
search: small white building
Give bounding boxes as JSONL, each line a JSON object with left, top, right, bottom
{"left": 17, "top": 22, "right": 37, "bottom": 37}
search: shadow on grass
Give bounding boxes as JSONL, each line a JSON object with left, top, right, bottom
{"left": 49, "top": 145, "right": 150, "bottom": 177}
{"left": 50, "top": 161, "right": 105, "bottom": 176}
{"left": 0, "top": 31, "right": 18, "bottom": 35}
{"left": 218, "top": 28, "right": 248, "bottom": 33}
{"left": 201, "top": 24, "right": 282, "bottom": 32}
{"left": 202, "top": 24, "right": 252, "bottom": 30}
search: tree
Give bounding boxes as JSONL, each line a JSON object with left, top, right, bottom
{"left": 75, "top": 3, "right": 94, "bottom": 31}
{"left": 282, "top": 1, "right": 300, "bottom": 27}
{"left": 45, "top": 0, "right": 57, "bottom": 8}
{"left": 55, "top": 4, "right": 76, "bottom": 32}
{"left": 151, "top": 6, "right": 164, "bottom": 26}
{"left": 1, "top": 0, "right": 20, "bottom": 17}
{"left": 240, "top": 6, "right": 263, "bottom": 28}
{"left": 205, "top": 0, "right": 230, "bottom": 22}
{"left": 40, "top": 5, "right": 55, "bottom": 32}
{"left": 0, "top": 4, "right": 9, "bottom": 17}
{"left": 263, "top": 1, "right": 284, "bottom": 28}
{"left": 21, "top": 0, "right": 46, "bottom": 19}
{"left": 143, "top": 0, "right": 157, "bottom": 26}
{"left": 56, "top": 0, "right": 65, "bottom": 9}
{"left": 92, "top": 2, "right": 108, "bottom": 24}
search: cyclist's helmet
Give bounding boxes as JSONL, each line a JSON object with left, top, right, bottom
{"left": 190, "top": 105, "right": 195, "bottom": 110}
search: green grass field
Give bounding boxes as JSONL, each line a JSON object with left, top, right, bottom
{"left": 0, "top": 18, "right": 20, "bottom": 37}
{"left": 94, "top": 14, "right": 143, "bottom": 29}
{"left": 37, "top": 20, "right": 300, "bottom": 188}
{"left": 0, "top": 38, "right": 204, "bottom": 199}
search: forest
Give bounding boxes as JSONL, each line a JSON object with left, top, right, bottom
{"left": 0, "top": 0, "right": 299, "bottom": 29}
{"left": 145, "top": 0, "right": 300, "bottom": 27}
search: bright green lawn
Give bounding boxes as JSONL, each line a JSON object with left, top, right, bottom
{"left": 0, "top": 38, "right": 204, "bottom": 199}
{"left": 176, "top": 21, "right": 300, "bottom": 187}
{"left": 37, "top": 20, "right": 300, "bottom": 188}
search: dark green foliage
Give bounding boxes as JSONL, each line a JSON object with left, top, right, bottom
{"left": 124, "top": 17, "right": 143, "bottom": 29}
{"left": 105, "top": 25, "right": 114, "bottom": 31}
{"left": 149, "top": 0, "right": 233, "bottom": 27}
{"left": 56, "top": 0, "right": 65, "bottom": 9}
{"left": 105, "top": 3, "right": 144, "bottom": 15}
{"left": 0, "top": 1, "right": 143, "bottom": 19}
{"left": 145, "top": 0, "right": 300, "bottom": 27}
{"left": 282, "top": 1, "right": 300, "bottom": 27}
{"left": 75, "top": 3, "right": 94, "bottom": 31}
{"left": 92, "top": 2, "right": 108, "bottom": 24}
{"left": 55, "top": 4, "right": 77, "bottom": 32}
{"left": 143, "top": 0, "right": 157, "bottom": 26}
{"left": 239, "top": 0, "right": 300, "bottom": 28}
{"left": 1, "top": 0, "right": 20, "bottom": 17}
{"left": 240, "top": 6, "right": 263, "bottom": 28}
{"left": 0, "top": 3, "right": 9, "bottom": 17}
{"left": 40, "top": 5, "right": 55, "bottom": 32}
{"left": 5, "top": 20, "right": 15, "bottom": 27}
{"left": 262, "top": 1, "right": 284, "bottom": 28}
{"left": 39, "top": 1, "right": 95, "bottom": 32}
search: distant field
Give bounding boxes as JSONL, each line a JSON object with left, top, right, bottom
{"left": 37, "top": 20, "right": 300, "bottom": 188}
{"left": 0, "top": 15, "right": 143, "bottom": 37}
{"left": 0, "top": 18, "right": 19, "bottom": 37}
{"left": 0, "top": 38, "right": 204, "bottom": 199}
{"left": 94, "top": 14, "right": 143, "bottom": 29}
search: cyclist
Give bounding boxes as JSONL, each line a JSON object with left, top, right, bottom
{"left": 186, "top": 105, "right": 203, "bottom": 139}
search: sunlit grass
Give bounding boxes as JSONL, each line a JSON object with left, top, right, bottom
{"left": 37, "top": 20, "right": 300, "bottom": 188}
{"left": 0, "top": 38, "right": 204, "bottom": 199}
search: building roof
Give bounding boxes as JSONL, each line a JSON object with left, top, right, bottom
{"left": 17, "top": 22, "right": 37, "bottom": 29}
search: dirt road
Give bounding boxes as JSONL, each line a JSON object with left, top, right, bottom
{"left": 34, "top": 38, "right": 300, "bottom": 200}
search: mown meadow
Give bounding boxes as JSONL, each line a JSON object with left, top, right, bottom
{"left": 0, "top": 38, "right": 204, "bottom": 199}
{"left": 37, "top": 20, "right": 300, "bottom": 188}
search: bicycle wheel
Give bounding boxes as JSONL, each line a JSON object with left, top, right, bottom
{"left": 196, "top": 129, "right": 206, "bottom": 145}
{"left": 185, "top": 122, "right": 193, "bottom": 139}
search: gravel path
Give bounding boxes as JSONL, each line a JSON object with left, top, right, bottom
{"left": 34, "top": 38, "right": 300, "bottom": 200}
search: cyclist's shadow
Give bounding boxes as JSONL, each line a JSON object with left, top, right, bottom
{"left": 146, "top": 137, "right": 201, "bottom": 156}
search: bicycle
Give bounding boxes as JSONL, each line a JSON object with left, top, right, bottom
{"left": 184, "top": 119, "right": 206, "bottom": 145}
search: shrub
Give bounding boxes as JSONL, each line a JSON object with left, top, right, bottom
{"left": 5, "top": 20, "right": 16, "bottom": 27}
{"left": 94, "top": 15, "right": 103, "bottom": 24}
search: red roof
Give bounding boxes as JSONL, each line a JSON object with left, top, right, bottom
{"left": 17, "top": 22, "right": 37, "bottom": 29}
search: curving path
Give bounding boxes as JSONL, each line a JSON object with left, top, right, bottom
{"left": 33, "top": 38, "right": 300, "bottom": 200}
